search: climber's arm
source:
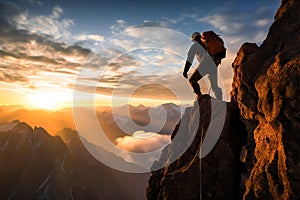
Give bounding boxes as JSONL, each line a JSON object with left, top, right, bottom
{"left": 183, "top": 43, "right": 196, "bottom": 78}
{"left": 183, "top": 61, "right": 192, "bottom": 78}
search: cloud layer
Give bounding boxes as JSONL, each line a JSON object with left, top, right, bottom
{"left": 116, "top": 130, "right": 171, "bottom": 153}
{"left": 198, "top": 5, "right": 276, "bottom": 52}
{"left": 0, "top": 3, "right": 89, "bottom": 92}
{"left": 0, "top": 1, "right": 279, "bottom": 107}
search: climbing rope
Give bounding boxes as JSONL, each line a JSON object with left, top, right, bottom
{"left": 163, "top": 96, "right": 209, "bottom": 177}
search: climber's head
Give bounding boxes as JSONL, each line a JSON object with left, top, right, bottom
{"left": 191, "top": 32, "right": 201, "bottom": 42}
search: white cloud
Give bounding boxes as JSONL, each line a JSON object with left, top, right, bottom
{"left": 110, "top": 19, "right": 170, "bottom": 35}
{"left": 198, "top": 6, "right": 275, "bottom": 52}
{"left": 255, "top": 19, "right": 271, "bottom": 27}
{"left": 123, "top": 27, "right": 190, "bottom": 57}
{"left": 163, "top": 13, "right": 197, "bottom": 24}
{"left": 253, "top": 31, "right": 269, "bottom": 43}
{"left": 50, "top": 6, "right": 63, "bottom": 19}
{"left": 116, "top": 130, "right": 171, "bottom": 153}
{"left": 110, "top": 38, "right": 136, "bottom": 51}
{"left": 77, "top": 34, "right": 104, "bottom": 42}
{"left": 110, "top": 19, "right": 128, "bottom": 34}
{"left": 134, "top": 20, "right": 169, "bottom": 28}
{"left": 24, "top": 0, "right": 43, "bottom": 5}
{"left": 13, "top": 6, "right": 74, "bottom": 40}
{"left": 199, "top": 15, "right": 232, "bottom": 34}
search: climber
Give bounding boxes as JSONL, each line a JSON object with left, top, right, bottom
{"left": 182, "top": 31, "right": 224, "bottom": 99}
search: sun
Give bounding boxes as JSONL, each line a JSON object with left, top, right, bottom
{"left": 28, "top": 90, "right": 71, "bottom": 110}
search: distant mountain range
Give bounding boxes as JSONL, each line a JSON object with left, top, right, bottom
{"left": 0, "top": 103, "right": 183, "bottom": 143}
{"left": 0, "top": 120, "right": 149, "bottom": 199}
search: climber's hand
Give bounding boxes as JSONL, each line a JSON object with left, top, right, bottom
{"left": 183, "top": 72, "right": 188, "bottom": 79}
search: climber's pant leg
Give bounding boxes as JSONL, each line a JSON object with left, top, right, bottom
{"left": 189, "top": 69, "right": 202, "bottom": 95}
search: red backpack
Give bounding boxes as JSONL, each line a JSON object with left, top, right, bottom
{"left": 201, "top": 31, "right": 226, "bottom": 59}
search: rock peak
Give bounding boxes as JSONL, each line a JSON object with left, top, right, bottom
{"left": 147, "top": 0, "right": 300, "bottom": 199}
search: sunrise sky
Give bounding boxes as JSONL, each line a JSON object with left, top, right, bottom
{"left": 0, "top": 0, "right": 280, "bottom": 110}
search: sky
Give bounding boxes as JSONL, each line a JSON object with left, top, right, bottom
{"left": 0, "top": 0, "right": 281, "bottom": 110}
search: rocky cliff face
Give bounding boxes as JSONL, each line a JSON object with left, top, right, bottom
{"left": 147, "top": 96, "right": 247, "bottom": 200}
{"left": 147, "top": 0, "right": 300, "bottom": 199}
{"left": 231, "top": 0, "right": 300, "bottom": 199}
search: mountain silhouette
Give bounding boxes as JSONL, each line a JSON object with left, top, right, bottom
{"left": 0, "top": 120, "right": 149, "bottom": 200}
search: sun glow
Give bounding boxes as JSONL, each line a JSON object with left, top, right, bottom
{"left": 28, "top": 90, "right": 72, "bottom": 110}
